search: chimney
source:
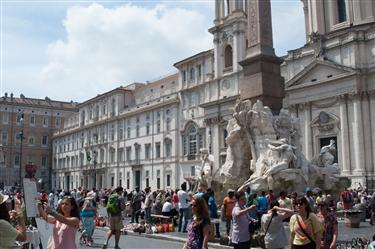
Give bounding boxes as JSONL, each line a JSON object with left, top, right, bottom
{"left": 10, "top": 93, "right": 14, "bottom": 101}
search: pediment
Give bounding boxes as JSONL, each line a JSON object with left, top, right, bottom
{"left": 286, "top": 59, "right": 358, "bottom": 89}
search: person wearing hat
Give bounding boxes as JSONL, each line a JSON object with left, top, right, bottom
{"left": 80, "top": 191, "right": 97, "bottom": 246}
{"left": 0, "top": 192, "right": 27, "bottom": 248}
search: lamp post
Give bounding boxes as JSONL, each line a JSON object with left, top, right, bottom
{"left": 19, "top": 113, "right": 24, "bottom": 188}
{"left": 93, "top": 151, "right": 97, "bottom": 189}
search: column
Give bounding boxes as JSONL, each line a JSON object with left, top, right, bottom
{"left": 213, "top": 33, "right": 221, "bottom": 78}
{"left": 339, "top": 95, "right": 351, "bottom": 174}
{"left": 369, "top": 91, "right": 375, "bottom": 174}
{"left": 304, "top": 102, "right": 313, "bottom": 160}
{"left": 362, "top": 92, "right": 373, "bottom": 174}
{"left": 352, "top": 94, "right": 365, "bottom": 172}
{"left": 214, "top": 0, "right": 221, "bottom": 20}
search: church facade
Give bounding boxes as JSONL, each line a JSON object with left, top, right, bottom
{"left": 282, "top": 0, "right": 375, "bottom": 189}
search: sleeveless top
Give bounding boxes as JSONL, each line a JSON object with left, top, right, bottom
{"left": 51, "top": 220, "right": 78, "bottom": 249}
{"left": 186, "top": 217, "right": 210, "bottom": 249}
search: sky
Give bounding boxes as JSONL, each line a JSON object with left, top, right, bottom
{"left": 0, "top": 0, "right": 305, "bottom": 103}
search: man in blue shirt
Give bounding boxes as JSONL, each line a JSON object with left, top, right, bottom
{"left": 257, "top": 191, "right": 269, "bottom": 221}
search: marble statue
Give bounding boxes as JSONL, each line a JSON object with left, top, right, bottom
{"left": 198, "top": 148, "right": 215, "bottom": 189}
{"left": 221, "top": 99, "right": 348, "bottom": 194}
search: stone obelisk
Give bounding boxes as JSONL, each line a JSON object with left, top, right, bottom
{"left": 239, "top": 0, "right": 284, "bottom": 113}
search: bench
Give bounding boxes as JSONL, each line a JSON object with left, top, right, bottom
{"left": 150, "top": 214, "right": 173, "bottom": 224}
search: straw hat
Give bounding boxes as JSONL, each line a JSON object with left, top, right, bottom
{"left": 0, "top": 192, "right": 9, "bottom": 205}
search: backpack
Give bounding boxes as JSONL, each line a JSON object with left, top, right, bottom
{"left": 343, "top": 192, "right": 351, "bottom": 203}
{"left": 107, "top": 193, "right": 121, "bottom": 215}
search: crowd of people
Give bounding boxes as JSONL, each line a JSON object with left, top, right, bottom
{"left": 0, "top": 184, "right": 374, "bottom": 249}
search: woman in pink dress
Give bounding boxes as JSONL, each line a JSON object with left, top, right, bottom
{"left": 38, "top": 196, "right": 80, "bottom": 249}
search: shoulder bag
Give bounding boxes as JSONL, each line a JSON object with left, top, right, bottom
{"left": 256, "top": 213, "right": 273, "bottom": 249}
{"left": 296, "top": 214, "right": 316, "bottom": 247}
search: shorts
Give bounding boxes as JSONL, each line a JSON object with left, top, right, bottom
{"left": 109, "top": 215, "right": 123, "bottom": 231}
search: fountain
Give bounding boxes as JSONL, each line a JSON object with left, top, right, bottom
{"left": 219, "top": 99, "right": 349, "bottom": 195}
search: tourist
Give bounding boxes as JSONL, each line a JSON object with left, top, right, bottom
{"left": 178, "top": 183, "right": 190, "bottom": 232}
{"left": 144, "top": 187, "right": 153, "bottom": 224}
{"left": 13, "top": 190, "right": 24, "bottom": 216}
{"left": 184, "top": 196, "right": 210, "bottom": 249}
{"left": 257, "top": 191, "right": 269, "bottom": 221}
{"left": 339, "top": 188, "right": 352, "bottom": 210}
{"left": 316, "top": 201, "right": 337, "bottom": 249}
{"left": 223, "top": 189, "right": 236, "bottom": 236}
{"left": 368, "top": 233, "right": 375, "bottom": 249}
{"left": 261, "top": 200, "right": 294, "bottom": 249}
{"left": 38, "top": 196, "right": 80, "bottom": 249}
{"left": 289, "top": 196, "right": 323, "bottom": 249}
{"left": 231, "top": 191, "right": 256, "bottom": 249}
{"left": 162, "top": 197, "right": 178, "bottom": 217}
{"left": 267, "top": 190, "right": 275, "bottom": 203}
{"left": 131, "top": 186, "right": 143, "bottom": 223}
{"left": 0, "top": 192, "right": 27, "bottom": 249}
{"left": 291, "top": 192, "right": 298, "bottom": 211}
{"left": 172, "top": 189, "right": 179, "bottom": 209}
{"left": 206, "top": 189, "right": 220, "bottom": 238}
{"left": 103, "top": 187, "right": 125, "bottom": 249}
{"left": 79, "top": 191, "right": 97, "bottom": 246}
{"left": 304, "top": 188, "right": 316, "bottom": 213}
{"left": 49, "top": 191, "right": 55, "bottom": 208}
{"left": 369, "top": 192, "right": 375, "bottom": 226}
{"left": 245, "top": 186, "right": 253, "bottom": 208}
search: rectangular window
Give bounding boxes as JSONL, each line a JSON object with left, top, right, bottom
{"left": 111, "top": 176, "right": 114, "bottom": 187}
{"left": 136, "top": 125, "right": 140, "bottom": 137}
{"left": 110, "top": 150, "right": 115, "bottom": 163}
{"left": 118, "top": 148, "right": 124, "bottom": 162}
{"left": 191, "top": 166, "right": 195, "bottom": 176}
{"left": 146, "top": 123, "right": 150, "bottom": 135}
{"left": 2, "top": 113, "right": 9, "bottom": 124}
{"left": 126, "top": 147, "right": 131, "bottom": 161}
{"left": 166, "top": 174, "right": 171, "bottom": 187}
{"left": 165, "top": 142, "right": 171, "bottom": 157}
{"left": 43, "top": 116, "right": 49, "bottom": 127}
{"left": 197, "top": 64, "right": 202, "bottom": 78}
{"left": 182, "top": 70, "right": 186, "bottom": 83}
{"left": 145, "top": 144, "right": 151, "bottom": 159}
{"left": 157, "top": 177, "right": 161, "bottom": 189}
{"left": 127, "top": 178, "right": 130, "bottom": 189}
{"left": 15, "top": 154, "right": 20, "bottom": 166}
{"left": 42, "top": 135, "right": 48, "bottom": 146}
{"left": 55, "top": 117, "right": 61, "bottom": 128}
{"left": 29, "top": 115, "right": 35, "bottom": 126}
{"left": 155, "top": 142, "right": 161, "bottom": 158}
{"left": 1, "top": 131, "right": 8, "bottom": 145}
{"left": 42, "top": 156, "right": 47, "bottom": 167}
{"left": 146, "top": 178, "right": 149, "bottom": 188}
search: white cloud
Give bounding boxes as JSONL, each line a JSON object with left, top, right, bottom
{"left": 39, "top": 3, "right": 212, "bottom": 101}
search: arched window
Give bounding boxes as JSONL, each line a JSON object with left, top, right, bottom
{"left": 224, "top": 45, "right": 233, "bottom": 68}
{"left": 337, "top": 0, "right": 347, "bottom": 23}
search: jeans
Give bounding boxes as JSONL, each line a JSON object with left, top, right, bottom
{"left": 225, "top": 216, "right": 232, "bottom": 236}
{"left": 178, "top": 208, "right": 189, "bottom": 232}
{"left": 131, "top": 209, "right": 140, "bottom": 223}
{"left": 145, "top": 207, "right": 151, "bottom": 223}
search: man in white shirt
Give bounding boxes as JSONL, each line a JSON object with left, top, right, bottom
{"left": 177, "top": 183, "right": 189, "bottom": 232}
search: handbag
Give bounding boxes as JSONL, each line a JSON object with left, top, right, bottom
{"left": 296, "top": 215, "right": 316, "bottom": 247}
{"left": 256, "top": 213, "right": 273, "bottom": 249}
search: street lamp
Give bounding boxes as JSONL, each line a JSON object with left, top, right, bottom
{"left": 19, "top": 113, "right": 24, "bottom": 188}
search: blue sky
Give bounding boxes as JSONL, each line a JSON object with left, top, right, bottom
{"left": 0, "top": 0, "right": 305, "bottom": 102}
